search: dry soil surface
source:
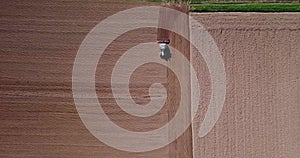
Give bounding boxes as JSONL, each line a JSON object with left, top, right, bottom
{"left": 1, "top": 1, "right": 300, "bottom": 157}
{"left": 191, "top": 12, "right": 300, "bottom": 158}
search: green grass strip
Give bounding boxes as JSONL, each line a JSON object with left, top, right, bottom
{"left": 190, "top": 0, "right": 299, "bottom": 4}
{"left": 141, "top": 0, "right": 300, "bottom": 2}
{"left": 191, "top": 3, "right": 300, "bottom": 12}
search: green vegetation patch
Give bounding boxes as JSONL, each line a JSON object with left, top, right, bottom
{"left": 191, "top": 3, "right": 300, "bottom": 12}
{"left": 190, "top": 0, "right": 299, "bottom": 4}
{"left": 142, "top": 0, "right": 299, "bottom": 3}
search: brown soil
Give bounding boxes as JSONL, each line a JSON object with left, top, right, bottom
{"left": 191, "top": 12, "right": 300, "bottom": 158}
{"left": 1, "top": 0, "right": 299, "bottom": 157}
{"left": 0, "top": 0, "right": 168, "bottom": 157}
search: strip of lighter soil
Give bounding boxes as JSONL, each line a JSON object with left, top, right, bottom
{"left": 191, "top": 12, "right": 300, "bottom": 158}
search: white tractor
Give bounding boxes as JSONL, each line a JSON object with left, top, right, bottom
{"left": 157, "top": 38, "right": 171, "bottom": 60}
